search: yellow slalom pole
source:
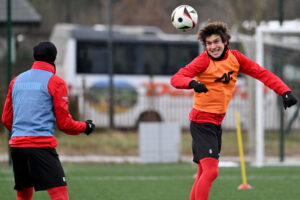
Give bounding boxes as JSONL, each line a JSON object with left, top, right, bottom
{"left": 235, "top": 111, "right": 252, "bottom": 190}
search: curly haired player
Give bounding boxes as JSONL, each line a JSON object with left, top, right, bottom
{"left": 170, "top": 21, "right": 297, "bottom": 200}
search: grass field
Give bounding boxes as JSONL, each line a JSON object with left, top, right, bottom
{"left": 1, "top": 163, "right": 300, "bottom": 200}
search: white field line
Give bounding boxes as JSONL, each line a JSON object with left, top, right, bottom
{"left": 2, "top": 154, "right": 300, "bottom": 166}
{"left": 2, "top": 175, "right": 299, "bottom": 182}
{"left": 69, "top": 175, "right": 300, "bottom": 181}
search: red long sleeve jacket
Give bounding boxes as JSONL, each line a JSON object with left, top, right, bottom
{"left": 2, "top": 61, "right": 87, "bottom": 148}
{"left": 170, "top": 48, "right": 291, "bottom": 125}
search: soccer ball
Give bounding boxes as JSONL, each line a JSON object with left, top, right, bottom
{"left": 171, "top": 5, "right": 198, "bottom": 31}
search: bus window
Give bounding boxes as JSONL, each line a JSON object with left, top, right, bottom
{"left": 142, "top": 44, "right": 166, "bottom": 75}
{"left": 114, "top": 43, "right": 167, "bottom": 75}
{"left": 77, "top": 41, "right": 108, "bottom": 74}
{"left": 76, "top": 41, "right": 199, "bottom": 76}
{"left": 114, "top": 42, "right": 136, "bottom": 74}
{"left": 167, "top": 44, "right": 198, "bottom": 74}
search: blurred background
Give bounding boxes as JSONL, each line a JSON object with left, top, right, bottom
{"left": 2, "top": 0, "right": 300, "bottom": 199}
{"left": 1, "top": 0, "right": 300, "bottom": 166}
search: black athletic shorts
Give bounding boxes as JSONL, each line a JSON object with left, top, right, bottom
{"left": 190, "top": 122, "right": 222, "bottom": 163}
{"left": 10, "top": 147, "right": 67, "bottom": 191}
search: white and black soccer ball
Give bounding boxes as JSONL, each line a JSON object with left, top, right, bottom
{"left": 171, "top": 5, "right": 198, "bottom": 31}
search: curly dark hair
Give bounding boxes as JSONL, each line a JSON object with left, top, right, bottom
{"left": 197, "top": 21, "right": 231, "bottom": 45}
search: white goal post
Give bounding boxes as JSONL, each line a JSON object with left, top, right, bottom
{"left": 254, "top": 20, "right": 300, "bottom": 167}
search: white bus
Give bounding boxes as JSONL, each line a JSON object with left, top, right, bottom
{"left": 50, "top": 23, "right": 252, "bottom": 129}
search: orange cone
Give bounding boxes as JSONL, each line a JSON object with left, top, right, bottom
{"left": 238, "top": 183, "right": 252, "bottom": 190}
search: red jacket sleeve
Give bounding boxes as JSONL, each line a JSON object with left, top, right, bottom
{"left": 48, "top": 75, "right": 87, "bottom": 135}
{"left": 232, "top": 50, "right": 291, "bottom": 95}
{"left": 1, "top": 77, "right": 17, "bottom": 131}
{"left": 170, "top": 52, "right": 210, "bottom": 89}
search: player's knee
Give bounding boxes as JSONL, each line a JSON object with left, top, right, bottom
{"left": 204, "top": 166, "right": 218, "bottom": 181}
{"left": 200, "top": 157, "right": 219, "bottom": 181}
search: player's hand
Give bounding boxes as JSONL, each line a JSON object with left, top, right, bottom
{"left": 282, "top": 92, "right": 297, "bottom": 110}
{"left": 189, "top": 80, "right": 208, "bottom": 93}
{"left": 84, "top": 120, "right": 95, "bottom": 135}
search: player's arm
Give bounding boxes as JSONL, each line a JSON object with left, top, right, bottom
{"left": 48, "top": 75, "right": 95, "bottom": 135}
{"left": 1, "top": 77, "right": 17, "bottom": 131}
{"left": 170, "top": 52, "right": 209, "bottom": 89}
{"left": 234, "top": 50, "right": 297, "bottom": 108}
{"left": 234, "top": 50, "right": 290, "bottom": 95}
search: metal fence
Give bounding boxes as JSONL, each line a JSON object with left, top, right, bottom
{"left": 76, "top": 81, "right": 300, "bottom": 131}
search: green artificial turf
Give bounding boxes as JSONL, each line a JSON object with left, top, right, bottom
{"left": 1, "top": 163, "right": 300, "bottom": 200}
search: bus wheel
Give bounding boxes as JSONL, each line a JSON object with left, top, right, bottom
{"left": 135, "top": 111, "right": 162, "bottom": 129}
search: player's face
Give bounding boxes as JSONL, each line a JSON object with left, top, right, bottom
{"left": 205, "top": 34, "right": 227, "bottom": 59}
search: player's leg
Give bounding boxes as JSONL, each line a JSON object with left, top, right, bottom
{"left": 190, "top": 126, "right": 222, "bottom": 200}
{"left": 189, "top": 163, "right": 203, "bottom": 200}
{"left": 27, "top": 147, "right": 69, "bottom": 199}
{"left": 47, "top": 186, "right": 69, "bottom": 200}
{"left": 191, "top": 125, "right": 222, "bottom": 200}
{"left": 11, "top": 147, "right": 34, "bottom": 200}
{"left": 16, "top": 187, "right": 34, "bottom": 200}
{"left": 189, "top": 122, "right": 220, "bottom": 200}
{"left": 195, "top": 157, "right": 218, "bottom": 200}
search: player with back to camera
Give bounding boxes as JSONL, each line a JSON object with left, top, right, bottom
{"left": 170, "top": 21, "right": 297, "bottom": 200}
{"left": 2, "top": 41, "right": 95, "bottom": 200}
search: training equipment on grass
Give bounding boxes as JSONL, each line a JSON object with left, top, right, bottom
{"left": 235, "top": 111, "right": 252, "bottom": 190}
{"left": 171, "top": 5, "right": 198, "bottom": 31}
